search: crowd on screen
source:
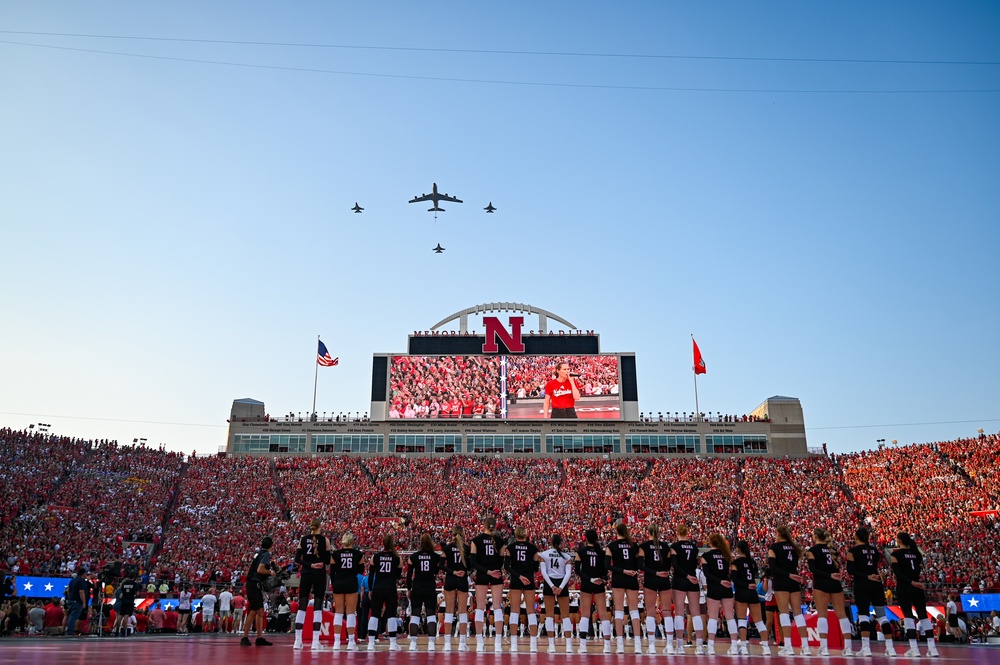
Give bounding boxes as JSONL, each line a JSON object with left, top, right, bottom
{"left": 1, "top": 428, "right": 999, "bottom": 605}
{"left": 506, "top": 355, "right": 619, "bottom": 399}
{"left": 388, "top": 356, "right": 503, "bottom": 419}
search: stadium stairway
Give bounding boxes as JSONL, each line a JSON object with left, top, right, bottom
{"left": 270, "top": 458, "right": 292, "bottom": 521}
{"left": 149, "top": 460, "right": 189, "bottom": 564}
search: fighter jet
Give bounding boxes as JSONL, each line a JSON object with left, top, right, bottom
{"left": 409, "top": 183, "right": 463, "bottom": 212}
{"left": 432, "top": 244, "right": 445, "bottom": 254}
{"left": 351, "top": 203, "right": 364, "bottom": 213}
{"left": 484, "top": 202, "right": 497, "bottom": 213}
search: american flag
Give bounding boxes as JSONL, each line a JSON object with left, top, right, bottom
{"left": 317, "top": 340, "right": 339, "bottom": 367}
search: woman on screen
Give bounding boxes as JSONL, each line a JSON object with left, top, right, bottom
{"left": 543, "top": 361, "right": 581, "bottom": 419}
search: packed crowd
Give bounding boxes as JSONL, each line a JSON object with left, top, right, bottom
{"left": 3, "top": 428, "right": 999, "bottom": 598}
{"left": 507, "top": 355, "right": 620, "bottom": 399}
{"left": 388, "top": 356, "right": 503, "bottom": 419}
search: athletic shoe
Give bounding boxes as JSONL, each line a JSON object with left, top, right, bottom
{"left": 579, "top": 642, "right": 589, "bottom": 654}
{"left": 458, "top": 642, "right": 470, "bottom": 652}
{"left": 884, "top": 646, "right": 897, "bottom": 658}
{"left": 389, "top": 642, "right": 402, "bottom": 652}
{"left": 617, "top": 641, "right": 625, "bottom": 654}
{"left": 694, "top": 645, "right": 706, "bottom": 656}
{"left": 255, "top": 637, "right": 273, "bottom": 646}
{"left": 663, "top": 644, "right": 676, "bottom": 655}
{"left": 634, "top": 640, "right": 643, "bottom": 654}
{"left": 903, "top": 648, "right": 920, "bottom": 658}
{"left": 293, "top": 639, "right": 303, "bottom": 650}
{"left": 240, "top": 637, "right": 251, "bottom": 647}
{"left": 859, "top": 646, "right": 872, "bottom": 657}
{"left": 566, "top": 640, "right": 574, "bottom": 654}
{"left": 728, "top": 643, "right": 740, "bottom": 655}
{"left": 800, "top": 646, "right": 812, "bottom": 657}
{"left": 333, "top": 640, "right": 341, "bottom": 650}
{"left": 603, "top": 641, "right": 612, "bottom": 653}
{"left": 740, "top": 643, "right": 750, "bottom": 656}
{"left": 347, "top": 642, "right": 359, "bottom": 652}
{"left": 428, "top": 640, "right": 436, "bottom": 652}
{"left": 760, "top": 644, "right": 771, "bottom": 656}
{"left": 649, "top": 643, "right": 658, "bottom": 655}
{"left": 818, "top": 646, "right": 829, "bottom": 656}
{"left": 409, "top": 641, "right": 419, "bottom": 652}
{"left": 842, "top": 646, "right": 854, "bottom": 657}
{"left": 495, "top": 639, "right": 504, "bottom": 653}
{"left": 926, "top": 648, "right": 939, "bottom": 658}
{"left": 443, "top": 640, "right": 452, "bottom": 652}
{"left": 777, "top": 645, "right": 793, "bottom": 656}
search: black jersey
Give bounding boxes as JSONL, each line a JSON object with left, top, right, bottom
{"left": 847, "top": 543, "right": 883, "bottom": 580}
{"left": 701, "top": 549, "right": 732, "bottom": 585}
{"left": 807, "top": 544, "right": 840, "bottom": 580}
{"left": 891, "top": 548, "right": 923, "bottom": 587}
{"left": 369, "top": 551, "right": 402, "bottom": 590}
{"left": 506, "top": 541, "right": 539, "bottom": 579}
{"left": 407, "top": 550, "right": 441, "bottom": 589}
{"left": 442, "top": 541, "right": 470, "bottom": 574}
{"left": 608, "top": 538, "right": 640, "bottom": 572}
{"left": 119, "top": 579, "right": 138, "bottom": 604}
{"left": 471, "top": 533, "right": 504, "bottom": 573}
{"left": 768, "top": 541, "right": 801, "bottom": 579}
{"left": 576, "top": 544, "right": 608, "bottom": 581}
{"left": 670, "top": 539, "right": 700, "bottom": 578}
{"left": 331, "top": 547, "right": 364, "bottom": 581}
{"left": 298, "top": 533, "right": 329, "bottom": 570}
{"left": 639, "top": 539, "right": 670, "bottom": 574}
{"left": 732, "top": 556, "right": 758, "bottom": 590}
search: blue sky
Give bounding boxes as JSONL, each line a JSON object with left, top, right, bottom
{"left": 1, "top": 2, "right": 997, "bottom": 455}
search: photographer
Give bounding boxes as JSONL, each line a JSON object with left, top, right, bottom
{"left": 240, "top": 536, "right": 276, "bottom": 647}
{"left": 65, "top": 568, "right": 89, "bottom": 637}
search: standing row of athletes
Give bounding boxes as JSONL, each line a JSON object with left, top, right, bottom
{"left": 286, "top": 516, "right": 940, "bottom": 658}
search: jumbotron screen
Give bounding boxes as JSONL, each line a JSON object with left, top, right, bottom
{"left": 387, "top": 355, "right": 621, "bottom": 419}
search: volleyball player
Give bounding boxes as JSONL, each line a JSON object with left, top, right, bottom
{"left": 847, "top": 527, "right": 896, "bottom": 657}
{"left": 768, "top": 525, "right": 809, "bottom": 656}
{"left": 637, "top": 523, "right": 674, "bottom": 654}
{"left": 670, "top": 524, "right": 704, "bottom": 654}
{"left": 575, "top": 528, "right": 613, "bottom": 654}
{"left": 606, "top": 522, "right": 643, "bottom": 654}
{"left": 504, "top": 526, "right": 541, "bottom": 652}
{"left": 406, "top": 533, "right": 442, "bottom": 651}
{"left": 732, "top": 540, "right": 770, "bottom": 656}
{"left": 701, "top": 533, "right": 739, "bottom": 655}
{"left": 293, "top": 518, "right": 331, "bottom": 651}
{"left": 470, "top": 516, "right": 505, "bottom": 652}
{"left": 330, "top": 532, "right": 364, "bottom": 651}
{"left": 891, "top": 532, "right": 938, "bottom": 658}
{"left": 807, "top": 527, "right": 853, "bottom": 656}
{"left": 367, "top": 534, "right": 403, "bottom": 651}
{"left": 540, "top": 533, "right": 575, "bottom": 653}
{"left": 440, "top": 526, "right": 471, "bottom": 652}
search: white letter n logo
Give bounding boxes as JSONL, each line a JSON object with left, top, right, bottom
{"left": 482, "top": 316, "right": 525, "bottom": 353}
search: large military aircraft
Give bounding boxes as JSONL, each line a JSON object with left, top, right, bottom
{"left": 351, "top": 203, "right": 364, "bottom": 213}
{"left": 409, "top": 183, "right": 463, "bottom": 212}
{"left": 432, "top": 243, "right": 446, "bottom": 254}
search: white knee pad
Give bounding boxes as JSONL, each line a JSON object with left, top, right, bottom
{"left": 858, "top": 616, "right": 870, "bottom": 627}
{"left": 727, "top": 619, "right": 738, "bottom": 636}
{"left": 840, "top": 618, "right": 853, "bottom": 635}
{"left": 368, "top": 616, "right": 380, "bottom": 632}
{"left": 459, "top": 613, "right": 469, "bottom": 625}
{"left": 296, "top": 610, "right": 307, "bottom": 624}
{"left": 779, "top": 614, "right": 792, "bottom": 628}
{"left": 614, "top": 611, "right": 625, "bottom": 621}
{"left": 527, "top": 614, "right": 538, "bottom": 627}
{"left": 737, "top": 619, "right": 748, "bottom": 630}
{"left": 629, "top": 610, "right": 640, "bottom": 621}
{"left": 563, "top": 618, "right": 573, "bottom": 633}
{"left": 509, "top": 614, "right": 520, "bottom": 626}
{"left": 474, "top": 609, "right": 485, "bottom": 623}
{"left": 674, "top": 615, "right": 685, "bottom": 632}
{"left": 494, "top": 609, "right": 504, "bottom": 624}
{"left": 346, "top": 614, "right": 356, "bottom": 628}
{"left": 918, "top": 619, "right": 932, "bottom": 633}
{"left": 903, "top": 618, "right": 915, "bottom": 630}
{"left": 602, "top": 620, "right": 613, "bottom": 636}
{"left": 333, "top": 612, "right": 344, "bottom": 626}
{"left": 646, "top": 616, "right": 657, "bottom": 633}
{"left": 410, "top": 616, "right": 421, "bottom": 626}
{"left": 755, "top": 621, "right": 767, "bottom": 635}
{"left": 707, "top": 618, "right": 718, "bottom": 636}
{"left": 818, "top": 617, "right": 828, "bottom": 635}
{"left": 579, "top": 617, "right": 590, "bottom": 633}
{"left": 794, "top": 614, "right": 806, "bottom": 628}
{"left": 692, "top": 616, "right": 704, "bottom": 631}
{"left": 546, "top": 616, "right": 555, "bottom": 631}
{"left": 445, "top": 612, "right": 455, "bottom": 625}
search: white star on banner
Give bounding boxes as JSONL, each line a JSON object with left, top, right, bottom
{"left": 22, "top": 581, "right": 33, "bottom": 591}
{"left": 968, "top": 597, "right": 980, "bottom": 608}
{"left": 44, "top": 583, "right": 54, "bottom": 592}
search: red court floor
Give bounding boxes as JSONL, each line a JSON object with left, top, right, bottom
{"left": 0, "top": 635, "right": 996, "bottom": 665}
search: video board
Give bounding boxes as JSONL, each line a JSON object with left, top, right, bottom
{"left": 386, "top": 354, "right": 621, "bottom": 420}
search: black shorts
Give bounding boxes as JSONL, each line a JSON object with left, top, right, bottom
{"left": 370, "top": 587, "right": 399, "bottom": 624}
{"left": 178, "top": 608, "right": 192, "bottom": 615}
{"left": 119, "top": 602, "right": 135, "bottom": 616}
{"left": 735, "top": 589, "right": 759, "bottom": 605}
{"left": 542, "top": 579, "right": 568, "bottom": 597}
{"left": 895, "top": 584, "right": 927, "bottom": 621}
{"left": 580, "top": 579, "right": 607, "bottom": 595}
{"left": 410, "top": 585, "right": 437, "bottom": 618}
{"left": 707, "top": 584, "right": 735, "bottom": 601}
{"left": 443, "top": 574, "right": 469, "bottom": 592}
{"left": 331, "top": 577, "right": 358, "bottom": 595}
{"left": 611, "top": 573, "right": 640, "bottom": 591}
{"left": 948, "top": 615, "right": 959, "bottom": 628}
{"left": 508, "top": 575, "right": 535, "bottom": 591}
{"left": 772, "top": 577, "right": 802, "bottom": 594}
{"left": 475, "top": 573, "right": 504, "bottom": 587}
{"left": 643, "top": 575, "right": 671, "bottom": 592}
{"left": 299, "top": 571, "right": 328, "bottom": 603}
{"left": 247, "top": 581, "right": 265, "bottom": 611}
{"left": 852, "top": 580, "right": 885, "bottom": 612}
{"left": 813, "top": 578, "right": 844, "bottom": 595}
{"left": 672, "top": 576, "right": 699, "bottom": 593}
{"left": 550, "top": 408, "right": 577, "bottom": 418}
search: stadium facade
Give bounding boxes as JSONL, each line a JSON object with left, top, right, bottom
{"left": 226, "top": 304, "right": 809, "bottom": 458}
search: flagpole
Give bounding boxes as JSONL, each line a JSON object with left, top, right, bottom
{"left": 312, "top": 334, "right": 319, "bottom": 419}
{"left": 692, "top": 334, "right": 700, "bottom": 421}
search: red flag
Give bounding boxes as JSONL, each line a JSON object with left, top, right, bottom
{"left": 693, "top": 338, "right": 707, "bottom": 375}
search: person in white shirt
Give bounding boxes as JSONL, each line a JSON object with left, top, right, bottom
{"left": 540, "top": 535, "right": 575, "bottom": 654}
{"left": 201, "top": 588, "right": 218, "bottom": 633}
{"left": 218, "top": 587, "right": 234, "bottom": 633}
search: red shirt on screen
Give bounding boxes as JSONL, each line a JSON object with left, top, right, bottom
{"left": 545, "top": 379, "right": 576, "bottom": 409}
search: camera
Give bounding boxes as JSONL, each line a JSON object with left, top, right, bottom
{"left": 262, "top": 566, "right": 290, "bottom": 593}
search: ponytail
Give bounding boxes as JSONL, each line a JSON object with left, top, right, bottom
{"left": 551, "top": 533, "right": 563, "bottom": 556}
{"left": 776, "top": 525, "right": 803, "bottom": 558}
{"left": 452, "top": 526, "right": 467, "bottom": 566}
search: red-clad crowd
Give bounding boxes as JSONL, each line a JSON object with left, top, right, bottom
{"left": 839, "top": 441, "right": 1000, "bottom": 591}
{"left": 936, "top": 432, "right": 1000, "bottom": 505}
{"left": 156, "top": 456, "right": 291, "bottom": 585}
